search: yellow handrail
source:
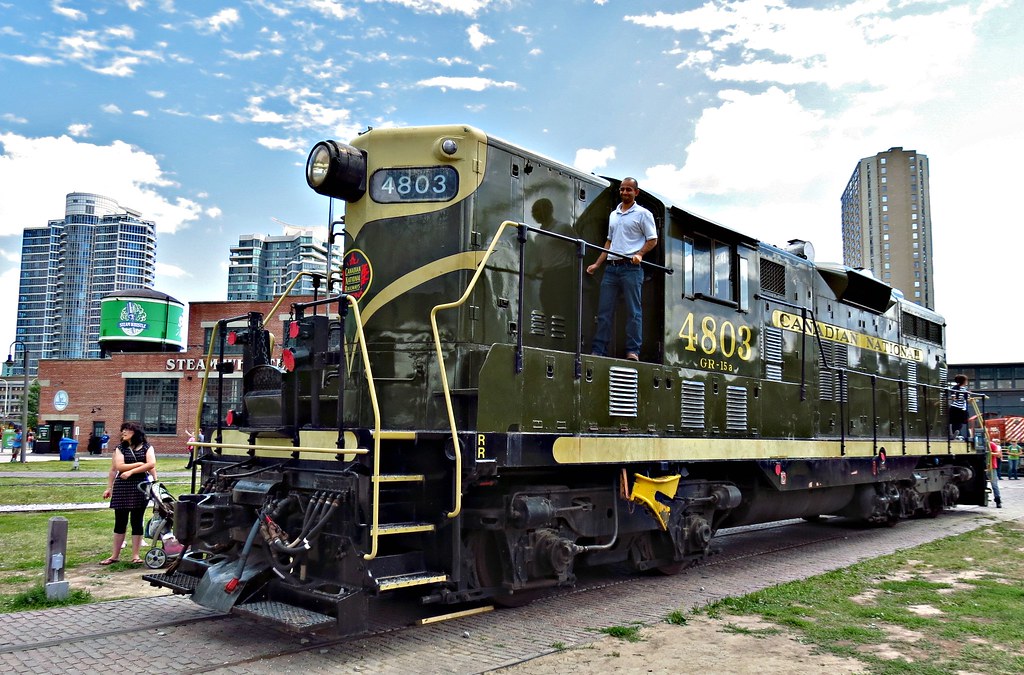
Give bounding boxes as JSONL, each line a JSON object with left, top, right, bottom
{"left": 430, "top": 220, "right": 520, "bottom": 519}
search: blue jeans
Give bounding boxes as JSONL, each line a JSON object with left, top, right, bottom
{"left": 591, "top": 263, "right": 643, "bottom": 356}
{"left": 1010, "top": 458, "right": 1019, "bottom": 479}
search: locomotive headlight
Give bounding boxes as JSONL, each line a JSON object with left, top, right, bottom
{"left": 441, "top": 138, "right": 458, "bottom": 155}
{"left": 306, "top": 144, "right": 332, "bottom": 188}
{"left": 305, "top": 140, "right": 367, "bottom": 202}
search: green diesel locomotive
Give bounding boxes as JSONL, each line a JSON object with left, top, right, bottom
{"left": 145, "top": 125, "right": 988, "bottom": 634}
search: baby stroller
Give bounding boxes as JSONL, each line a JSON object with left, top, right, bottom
{"left": 140, "top": 481, "right": 184, "bottom": 569}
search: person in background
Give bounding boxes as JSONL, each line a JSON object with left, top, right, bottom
{"left": 10, "top": 427, "right": 21, "bottom": 462}
{"left": 989, "top": 438, "right": 1002, "bottom": 508}
{"left": 26, "top": 429, "right": 34, "bottom": 454}
{"left": 1007, "top": 440, "right": 1020, "bottom": 480}
{"left": 947, "top": 374, "right": 970, "bottom": 440}
{"left": 100, "top": 422, "right": 157, "bottom": 565}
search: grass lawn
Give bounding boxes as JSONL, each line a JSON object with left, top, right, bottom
{"left": 704, "top": 520, "right": 1024, "bottom": 674}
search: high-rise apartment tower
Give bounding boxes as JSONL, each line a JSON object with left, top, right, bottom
{"left": 841, "top": 147, "right": 934, "bottom": 308}
{"left": 227, "top": 228, "right": 336, "bottom": 301}
{"left": 13, "top": 192, "right": 157, "bottom": 375}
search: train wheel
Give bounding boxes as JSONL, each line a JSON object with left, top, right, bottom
{"left": 467, "top": 531, "right": 546, "bottom": 608}
{"left": 655, "top": 562, "right": 687, "bottom": 576}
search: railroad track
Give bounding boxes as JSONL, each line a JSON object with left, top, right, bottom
{"left": 0, "top": 506, "right": 996, "bottom": 674}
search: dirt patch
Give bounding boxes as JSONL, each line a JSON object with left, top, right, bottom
{"left": 493, "top": 614, "right": 867, "bottom": 674}
{"left": 65, "top": 564, "right": 172, "bottom": 602}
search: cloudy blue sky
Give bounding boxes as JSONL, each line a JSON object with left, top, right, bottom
{"left": 1, "top": 0, "right": 1021, "bottom": 364}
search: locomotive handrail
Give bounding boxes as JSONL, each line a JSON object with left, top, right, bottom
{"left": 186, "top": 440, "right": 369, "bottom": 456}
{"left": 516, "top": 223, "right": 672, "bottom": 379}
{"left": 430, "top": 219, "right": 521, "bottom": 519}
{"left": 759, "top": 294, "right": 967, "bottom": 456}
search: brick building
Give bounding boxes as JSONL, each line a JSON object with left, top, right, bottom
{"left": 35, "top": 298, "right": 305, "bottom": 454}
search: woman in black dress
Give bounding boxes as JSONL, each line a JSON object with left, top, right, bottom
{"left": 100, "top": 422, "right": 157, "bottom": 564}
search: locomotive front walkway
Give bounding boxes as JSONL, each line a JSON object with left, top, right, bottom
{"left": 2, "top": 482, "right": 1022, "bottom": 674}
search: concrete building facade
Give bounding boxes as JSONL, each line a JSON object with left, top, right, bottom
{"left": 227, "top": 228, "right": 336, "bottom": 301}
{"left": 841, "top": 147, "right": 935, "bottom": 308}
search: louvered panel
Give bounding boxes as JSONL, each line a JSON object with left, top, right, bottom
{"left": 529, "top": 310, "right": 546, "bottom": 336}
{"left": 726, "top": 386, "right": 748, "bottom": 431}
{"left": 680, "top": 380, "right": 705, "bottom": 429}
{"left": 549, "top": 314, "right": 567, "bottom": 340}
{"left": 609, "top": 366, "right": 638, "bottom": 417}
{"left": 819, "top": 341, "right": 834, "bottom": 401}
{"left": 763, "top": 325, "right": 783, "bottom": 382}
{"left": 834, "top": 344, "right": 849, "bottom": 402}
{"left": 939, "top": 365, "right": 948, "bottom": 408}
{"left": 907, "top": 361, "right": 918, "bottom": 413}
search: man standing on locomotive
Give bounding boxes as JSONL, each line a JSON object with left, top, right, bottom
{"left": 587, "top": 177, "right": 658, "bottom": 361}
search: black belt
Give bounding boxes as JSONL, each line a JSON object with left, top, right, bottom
{"left": 608, "top": 259, "right": 632, "bottom": 266}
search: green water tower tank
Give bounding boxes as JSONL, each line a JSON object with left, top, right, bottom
{"left": 98, "top": 289, "right": 185, "bottom": 354}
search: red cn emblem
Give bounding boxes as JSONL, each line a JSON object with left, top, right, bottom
{"left": 343, "top": 249, "right": 372, "bottom": 301}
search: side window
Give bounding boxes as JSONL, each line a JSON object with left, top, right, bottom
{"left": 713, "top": 241, "right": 732, "bottom": 301}
{"left": 685, "top": 233, "right": 744, "bottom": 309}
{"left": 692, "top": 235, "right": 712, "bottom": 297}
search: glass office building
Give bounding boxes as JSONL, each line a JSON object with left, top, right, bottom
{"left": 13, "top": 192, "right": 157, "bottom": 375}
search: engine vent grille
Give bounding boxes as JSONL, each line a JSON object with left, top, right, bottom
{"left": 529, "top": 310, "right": 546, "bottom": 337}
{"left": 760, "top": 259, "right": 786, "bottom": 297}
{"left": 907, "top": 361, "right": 919, "bottom": 413}
{"left": 726, "top": 386, "right": 748, "bottom": 431}
{"left": 819, "top": 341, "right": 849, "bottom": 402}
{"left": 681, "top": 380, "right": 706, "bottom": 429}
{"left": 608, "top": 366, "right": 639, "bottom": 417}
{"left": 763, "top": 325, "right": 783, "bottom": 382}
{"left": 549, "top": 314, "right": 567, "bottom": 340}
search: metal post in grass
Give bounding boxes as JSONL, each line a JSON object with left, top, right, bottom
{"left": 45, "top": 516, "right": 69, "bottom": 600}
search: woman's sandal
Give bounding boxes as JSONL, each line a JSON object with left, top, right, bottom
{"left": 99, "top": 557, "right": 120, "bottom": 565}
{"left": 130, "top": 558, "right": 144, "bottom": 564}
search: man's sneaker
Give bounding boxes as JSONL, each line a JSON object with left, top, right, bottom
{"left": 626, "top": 352, "right": 639, "bottom": 361}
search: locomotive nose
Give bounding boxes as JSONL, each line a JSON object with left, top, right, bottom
{"left": 306, "top": 140, "right": 367, "bottom": 202}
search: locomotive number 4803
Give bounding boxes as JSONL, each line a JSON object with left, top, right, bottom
{"left": 677, "top": 312, "right": 754, "bottom": 360}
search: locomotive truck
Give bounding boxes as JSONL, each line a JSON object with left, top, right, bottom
{"left": 145, "top": 125, "right": 988, "bottom": 634}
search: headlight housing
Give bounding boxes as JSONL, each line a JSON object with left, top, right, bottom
{"left": 305, "top": 140, "right": 367, "bottom": 202}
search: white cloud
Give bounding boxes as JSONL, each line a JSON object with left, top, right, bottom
{"left": 52, "top": 2, "right": 87, "bottom": 21}
{"left": 101, "top": 103, "right": 122, "bottom": 114}
{"left": 416, "top": 76, "right": 516, "bottom": 91}
{"left": 299, "top": 0, "right": 358, "bottom": 20}
{"left": 147, "top": 90, "right": 166, "bottom": 99}
{"left": 573, "top": 146, "right": 616, "bottom": 174}
{"left": 256, "top": 136, "right": 307, "bottom": 152}
{"left": 132, "top": 109, "right": 149, "bottom": 117}
{"left": 12, "top": 54, "right": 61, "bottom": 66}
{"left": 1, "top": 113, "right": 28, "bottom": 124}
{"left": 196, "top": 8, "right": 240, "bottom": 33}
{"left": 0, "top": 132, "right": 207, "bottom": 237}
{"left": 156, "top": 261, "right": 190, "bottom": 279}
{"left": 467, "top": 23, "right": 494, "bottom": 50}
{"left": 67, "top": 123, "right": 92, "bottom": 137}
{"left": 369, "top": 0, "right": 493, "bottom": 17}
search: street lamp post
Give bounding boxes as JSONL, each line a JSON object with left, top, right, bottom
{"left": 6, "top": 341, "right": 29, "bottom": 463}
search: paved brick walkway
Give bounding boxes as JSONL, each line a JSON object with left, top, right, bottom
{"left": 2, "top": 483, "right": 1020, "bottom": 674}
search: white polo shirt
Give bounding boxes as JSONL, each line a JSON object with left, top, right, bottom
{"left": 608, "top": 202, "right": 657, "bottom": 257}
